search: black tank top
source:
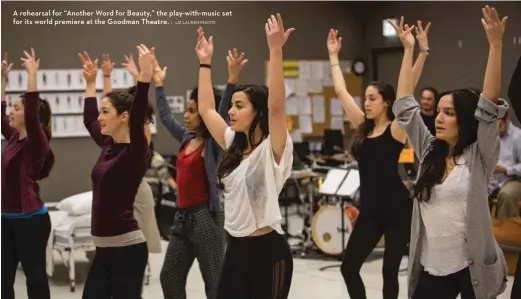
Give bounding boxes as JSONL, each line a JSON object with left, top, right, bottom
{"left": 357, "top": 124, "right": 409, "bottom": 206}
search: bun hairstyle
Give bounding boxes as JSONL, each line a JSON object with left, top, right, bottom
{"left": 20, "top": 94, "right": 54, "bottom": 179}
{"left": 105, "top": 85, "right": 154, "bottom": 124}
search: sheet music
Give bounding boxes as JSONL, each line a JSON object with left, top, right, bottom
{"left": 336, "top": 169, "right": 360, "bottom": 198}
{"left": 319, "top": 169, "right": 348, "bottom": 195}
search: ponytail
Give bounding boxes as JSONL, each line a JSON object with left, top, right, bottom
{"left": 39, "top": 99, "right": 52, "bottom": 141}
{"left": 38, "top": 99, "right": 54, "bottom": 179}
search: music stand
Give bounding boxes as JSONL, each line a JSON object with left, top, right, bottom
{"left": 319, "top": 169, "right": 360, "bottom": 271}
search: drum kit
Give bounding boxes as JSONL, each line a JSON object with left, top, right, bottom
{"left": 283, "top": 153, "right": 361, "bottom": 259}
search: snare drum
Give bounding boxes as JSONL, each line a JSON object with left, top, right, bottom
{"left": 311, "top": 205, "right": 358, "bottom": 256}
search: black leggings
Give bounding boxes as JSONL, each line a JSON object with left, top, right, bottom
{"left": 82, "top": 242, "right": 148, "bottom": 299}
{"left": 1, "top": 213, "right": 51, "bottom": 299}
{"left": 412, "top": 267, "right": 476, "bottom": 299}
{"left": 341, "top": 202, "right": 412, "bottom": 299}
{"left": 217, "top": 230, "right": 293, "bottom": 299}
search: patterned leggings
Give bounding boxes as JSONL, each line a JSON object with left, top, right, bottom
{"left": 160, "top": 204, "right": 224, "bottom": 299}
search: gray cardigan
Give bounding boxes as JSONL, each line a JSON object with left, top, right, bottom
{"left": 392, "top": 94, "right": 509, "bottom": 299}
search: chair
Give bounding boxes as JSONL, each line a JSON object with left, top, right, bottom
{"left": 493, "top": 217, "right": 521, "bottom": 276}
{"left": 279, "top": 177, "right": 304, "bottom": 239}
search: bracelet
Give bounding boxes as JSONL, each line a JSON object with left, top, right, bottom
{"left": 330, "top": 63, "right": 339, "bottom": 67}
{"left": 420, "top": 48, "right": 430, "bottom": 55}
{"left": 103, "top": 75, "right": 110, "bottom": 78}
{"left": 200, "top": 64, "right": 211, "bottom": 69}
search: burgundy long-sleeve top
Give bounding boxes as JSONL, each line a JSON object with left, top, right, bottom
{"left": 84, "top": 81, "right": 150, "bottom": 237}
{"left": 1, "top": 92, "right": 53, "bottom": 213}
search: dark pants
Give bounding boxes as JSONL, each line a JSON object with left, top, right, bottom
{"left": 512, "top": 252, "right": 521, "bottom": 299}
{"left": 412, "top": 267, "right": 476, "bottom": 299}
{"left": 1, "top": 213, "right": 51, "bottom": 299}
{"left": 160, "top": 204, "right": 225, "bottom": 299}
{"left": 341, "top": 201, "right": 412, "bottom": 299}
{"left": 217, "top": 230, "right": 294, "bottom": 299}
{"left": 82, "top": 242, "right": 148, "bottom": 299}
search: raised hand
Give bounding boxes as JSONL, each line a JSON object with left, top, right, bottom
{"left": 1, "top": 53, "right": 13, "bottom": 80}
{"left": 78, "top": 51, "right": 98, "bottom": 84}
{"left": 195, "top": 27, "right": 213, "bottom": 64}
{"left": 136, "top": 44, "right": 155, "bottom": 82}
{"left": 20, "top": 48, "right": 40, "bottom": 74}
{"left": 101, "top": 54, "right": 115, "bottom": 77}
{"left": 387, "top": 17, "right": 415, "bottom": 49}
{"left": 327, "top": 29, "right": 342, "bottom": 55}
{"left": 122, "top": 53, "right": 139, "bottom": 79}
{"left": 153, "top": 59, "right": 167, "bottom": 86}
{"left": 415, "top": 20, "right": 431, "bottom": 51}
{"left": 481, "top": 5, "right": 507, "bottom": 46}
{"left": 227, "top": 48, "right": 248, "bottom": 81}
{"left": 265, "top": 13, "right": 294, "bottom": 50}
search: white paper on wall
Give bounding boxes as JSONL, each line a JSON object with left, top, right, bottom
{"left": 286, "top": 96, "right": 299, "bottom": 116}
{"left": 330, "top": 98, "right": 344, "bottom": 116}
{"left": 298, "top": 95, "right": 312, "bottom": 115}
{"left": 310, "top": 61, "right": 324, "bottom": 80}
{"left": 298, "top": 61, "right": 311, "bottom": 79}
{"left": 331, "top": 116, "right": 345, "bottom": 133}
{"left": 167, "top": 96, "right": 185, "bottom": 113}
{"left": 298, "top": 115, "right": 313, "bottom": 134}
{"left": 307, "top": 79, "right": 323, "bottom": 93}
{"left": 312, "top": 95, "right": 325, "bottom": 123}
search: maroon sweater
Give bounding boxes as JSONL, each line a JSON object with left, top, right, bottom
{"left": 83, "top": 81, "right": 150, "bottom": 237}
{"left": 1, "top": 93, "right": 53, "bottom": 213}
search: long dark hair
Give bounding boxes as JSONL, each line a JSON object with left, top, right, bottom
{"left": 20, "top": 95, "right": 54, "bottom": 179}
{"left": 414, "top": 89, "right": 480, "bottom": 202}
{"left": 350, "top": 81, "right": 396, "bottom": 161}
{"left": 190, "top": 86, "right": 222, "bottom": 138}
{"left": 216, "top": 84, "right": 269, "bottom": 190}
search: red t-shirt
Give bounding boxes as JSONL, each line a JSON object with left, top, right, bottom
{"left": 176, "top": 142, "right": 208, "bottom": 208}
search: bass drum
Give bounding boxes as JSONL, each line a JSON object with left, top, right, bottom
{"left": 311, "top": 205, "right": 358, "bottom": 256}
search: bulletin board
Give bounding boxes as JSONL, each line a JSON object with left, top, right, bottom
{"left": 264, "top": 60, "right": 364, "bottom": 138}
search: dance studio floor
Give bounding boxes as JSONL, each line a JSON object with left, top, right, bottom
{"left": 13, "top": 241, "right": 515, "bottom": 299}
{"left": 12, "top": 210, "right": 515, "bottom": 299}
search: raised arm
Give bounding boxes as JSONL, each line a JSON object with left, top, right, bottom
{"left": 508, "top": 56, "right": 521, "bottom": 120}
{"left": 266, "top": 14, "right": 294, "bottom": 163}
{"left": 20, "top": 48, "right": 49, "bottom": 154}
{"left": 1, "top": 53, "right": 15, "bottom": 139}
{"left": 101, "top": 54, "right": 115, "bottom": 95}
{"left": 391, "top": 18, "right": 435, "bottom": 159}
{"left": 122, "top": 53, "right": 139, "bottom": 85}
{"left": 412, "top": 21, "right": 431, "bottom": 91}
{"left": 79, "top": 52, "right": 110, "bottom": 147}
{"left": 195, "top": 27, "right": 229, "bottom": 149}
{"left": 129, "top": 44, "right": 154, "bottom": 157}
{"left": 152, "top": 59, "right": 186, "bottom": 142}
{"left": 475, "top": 6, "right": 509, "bottom": 171}
{"left": 327, "top": 29, "right": 365, "bottom": 128}
{"left": 219, "top": 49, "right": 247, "bottom": 123}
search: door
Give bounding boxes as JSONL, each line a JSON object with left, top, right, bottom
{"left": 372, "top": 47, "right": 404, "bottom": 87}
